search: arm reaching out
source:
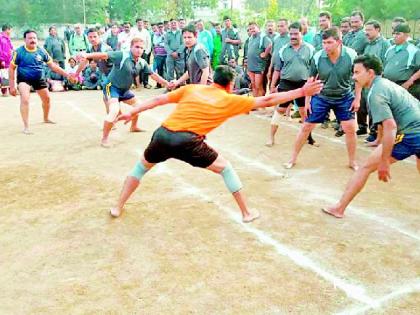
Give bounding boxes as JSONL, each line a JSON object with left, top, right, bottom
{"left": 116, "top": 94, "right": 171, "bottom": 124}
{"left": 253, "top": 78, "right": 323, "bottom": 110}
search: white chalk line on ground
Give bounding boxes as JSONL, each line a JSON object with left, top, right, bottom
{"left": 65, "top": 100, "right": 390, "bottom": 308}
{"left": 336, "top": 279, "right": 420, "bottom": 315}
{"left": 254, "top": 114, "right": 416, "bottom": 165}
{"left": 139, "top": 108, "right": 420, "bottom": 243}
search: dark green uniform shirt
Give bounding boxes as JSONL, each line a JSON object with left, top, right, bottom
{"left": 310, "top": 46, "right": 357, "bottom": 99}
{"left": 107, "top": 51, "right": 144, "bottom": 90}
{"left": 246, "top": 32, "right": 272, "bottom": 72}
{"left": 367, "top": 76, "right": 420, "bottom": 134}
{"left": 363, "top": 36, "right": 391, "bottom": 63}
{"left": 346, "top": 28, "right": 369, "bottom": 55}
{"left": 383, "top": 43, "right": 420, "bottom": 82}
{"left": 271, "top": 33, "right": 290, "bottom": 69}
{"left": 274, "top": 42, "right": 315, "bottom": 81}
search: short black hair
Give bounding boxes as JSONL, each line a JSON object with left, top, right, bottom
{"left": 182, "top": 24, "right": 196, "bottom": 35}
{"left": 87, "top": 27, "right": 98, "bottom": 35}
{"left": 322, "top": 27, "right": 341, "bottom": 40}
{"left": 135, "top": 18, "right": 143, "bottom": 23}
{"left": 123, "top": 22, "right": 131, "bottom": 27}
{"left": 23, "top": 29, "right": 37, "bottom": 39}
{"left": 392, "top": 17, "right": 406, "bottom": 23}
{"left": 319, "top": 11, "right": 332, "bottom": 20}
{"left": 394, "top": 23, "right": 411, "bottom": 33}
{"left": 2, "top": 23, "right": 12, "bottom": 32}
{"left": 340, "top": 17, "right": 350, "bottom": 24}
{"left": 278, "top": 18, "right": 289, "bottom": 24}
{"left": 365, "top": 20, "right": 381, "bottom": 30}
{"left": 351, "top": 10, "right": 365, "bottom": 22}
{"left": 289, "top": 22, "right": 302, "bottom": 32}
{"left": 48, "top": 25, "right": 56, "bottom": 32}
{"left": 354, "top": 55, "right": 383, "bottom": 75}
{"left": 223, "top": 16, "right": 231, "bottom": 21}
{"left": 213, "top": 65, "right": 235, "bottom": 87}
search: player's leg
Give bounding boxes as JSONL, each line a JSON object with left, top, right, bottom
{"left": 36, "top": 87, "right": 55, "bottom": 123}
{"left": 266, "top": 106, "right": 287, "bottom": 147}
{"left": 323, "top": 145, "right": 397, "bottom": 218}
{"left": 101, "top": 98, "right": 120, "bottom": 147}
{"left": 17, "top": 82, "right": 32, "bottom": 134}
{"left": 122, "top": 97, "right": 143, "bottom": 132}
{"left": 110, "top": 155, "right": 155, "bottom": 217}
{"left": 207, "top": 155, "right": 259, "bottom": 223}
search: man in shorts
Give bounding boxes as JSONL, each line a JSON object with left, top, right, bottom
{"left": 285, "top": 27, "right": 360, "bottom": 170}
{"left": 9, "top": 30, "right": 70, "bottom": 134}
{"left": 267, "top": 22, "right": 316, "bottom": 147}
{"left": 109, "top": 65, "right": 323, "bottom": 222}
{"left": 323, "top": 55, "right": 420, "bottom": 218}
{"left": 77, "top": 38, "right": 169, "bottom": 147}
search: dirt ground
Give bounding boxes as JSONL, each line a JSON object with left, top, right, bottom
{"left": 0, "top": 87, "right": 419, "bottom": 315}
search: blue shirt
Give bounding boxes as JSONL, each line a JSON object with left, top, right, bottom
{"left": 11, "top": 45, "right": 52, "bottom": 81}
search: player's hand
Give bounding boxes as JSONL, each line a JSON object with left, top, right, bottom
{"left": 260, "top": 52, "right": 267, "bottom": 59}
{"left": 116, "top": 112, "right": 133, "bottom": 124}
{"left": 304, "top": 100, "right": 311, "bottom": 119}
{"left": 270, "top": 85, "right": 277, "bottom": 94}
{"left": 377, "top": 160, "right": 391, "bottom": 182}
{"left": 349, "top": 98, "right": 360, "bottom": 112}
{"left": 76, "top": 52, "right": 87, "bottom": 62}
{"left": 401, "top": 80, "right": 413, "bottom": 90}
{"left": 67, "top": 73, "right": 78, "bottom": 84}
{"left": 9, "top": 86, "right": 17, "bottom": 96}
{"left": 301, "top": 78, "right": 323, "bottom": 97}
{"left": 171, "top": 52, "right": 178, "bottom": 59}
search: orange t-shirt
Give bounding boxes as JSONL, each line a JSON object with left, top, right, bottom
{"left": 163, "top": 85, "right": 256, "bottom": 136}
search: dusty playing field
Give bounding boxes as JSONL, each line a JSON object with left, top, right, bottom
{"left": 0, "top": 88, "right": 419, "bottom": 314}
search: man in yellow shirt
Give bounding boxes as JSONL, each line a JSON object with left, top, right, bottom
{"left": 110, "top": 66, "right": 323, "bottom": 223}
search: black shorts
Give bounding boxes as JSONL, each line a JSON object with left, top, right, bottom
{"left": 17, "top": 78, "right": 48, "bottom": 90}
{"left": 144, "top": 126, "right": 219, "bottom": 168}
{"left": 277, "top": 79, "right": 306, "bottom": 108}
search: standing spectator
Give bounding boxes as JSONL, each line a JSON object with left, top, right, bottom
{"left": 346, "top": 11, "right": 369, "bottom": 55}
{"left": 83, "top": 59, "right": 103, "bottom": 90}
{"left": 178, "top": 18, "right": 186, "bottom": 29}
{"left": 300, "top": 17, "right": 314, "bottom": 44}
{"left": 220, "top": 16, "right": 241, "bottom": 64}
{"left": 164, "top": 19, "right": 185, "bottom": 82}
{"left": 133, "top": 18, "right": 152, "bottom": 89}
{"left": 106, "top": 24, "right": 120, "bottom": 51}
{"left": 362, "top": 20, "right": 391, "bottom": 144}
{"left": 118, "top": 22, "right": 133, "bottom": 51}
{"left": 383, "top": 23, "right": 420, "bottom": 100}
{"left": 44, "top": 26, "right": 66, "bottom": 69}
{"left": 246, "top": 22, "right": 272, "bottom": 97}
{"left": 196, "top": 20, "right": 213, "bottom": 59}
{"left": 68, "top": 24, "right": 89, "bottom": 56}
{"left": 152, "top": 22, "right": 167, "bottom": 88}
{"left": 170, "top": 24, "right": 211, "bottom": 88}
{"left": 0, "top": 23, "right": 13, "bottom": 96}
{"left": 340, "top": 17, "right": 351, "bottom": 45}
{"left": 64, "top": 25, "right": 73, "bottom": 43}
{"left": 269, "top": 19, "right": 290, "bottom": 89}
{"left": 212, "top": 23, "right": 223, "bottom": 69}
{"left": 312, "top": 11, "right": 332, "bottom": 51}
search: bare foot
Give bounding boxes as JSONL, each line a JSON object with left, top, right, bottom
{"left": 349, "top": 162, "right": 359, "bottom": 171}
{"left": 22, "top": 128, "right": 33, "bottom": 135}
{"left": 130, "top": 127, "right": 145, "bottom": 133}
{"left": 101, "top": 139, "right": 112, "bottom": 148}
{"left": 44, "top": 119, "right": 56, "bottom": 124}
{"left": 110, "top": 207, "right": 122, "bottom": 218}
{"left": 265, "top": 139, "right": 274, "bottom": 147}
{"left": 242, "top": 210, "right": 260, "bottom": 223}
{"left": 283, "top": 161, "right": 295, "bottom": 169}
{"left": 322, "top": 207, "right": 344, "bottom": 218}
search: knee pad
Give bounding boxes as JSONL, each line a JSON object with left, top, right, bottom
{"left": 221, "top": 163, "right": 243, "bottom": 193}
{"left": 271, "top": 110, "right": 282, "bottom": 126}
{"left": 130, "top": 161, "right": 148, "bottom": 180}
{"left": 105, "top": 102, "right": 120, "bottom": 123}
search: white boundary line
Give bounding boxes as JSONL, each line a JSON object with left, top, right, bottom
{"left": 336, "top": 279, "right": 420, "bottom": 315}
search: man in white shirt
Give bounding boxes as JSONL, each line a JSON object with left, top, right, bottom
{"left": 117, "top": 22, "right": 133, "bottom": 51}
{"left": 133, "top": 18, "right": 152, "bottom": 88}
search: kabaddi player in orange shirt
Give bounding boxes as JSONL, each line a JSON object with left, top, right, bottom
{"left": 111, "top": 65, "right": 323, "bottom": 223}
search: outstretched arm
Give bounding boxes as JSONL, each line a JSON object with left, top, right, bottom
{"left": 116, "top": 94, "right": 170, "bottom": 123}
{"left": 253, "top": 78, "right": 323, "bottom": 110}
{"left": 48, "top": 62, "right": 69, "bottom": 78}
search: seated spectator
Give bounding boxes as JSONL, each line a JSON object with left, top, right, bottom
{"left": 83, "top": 59, "right": 103, "bottom": 90}
{"left": 46, "top": 59, "right": 65, "bottom": 92}
{"left": 65, "top": 57, "right": 83, "bottom": 90}
{"left": 228, "top": 58, "right": 250, "bottom": 94}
